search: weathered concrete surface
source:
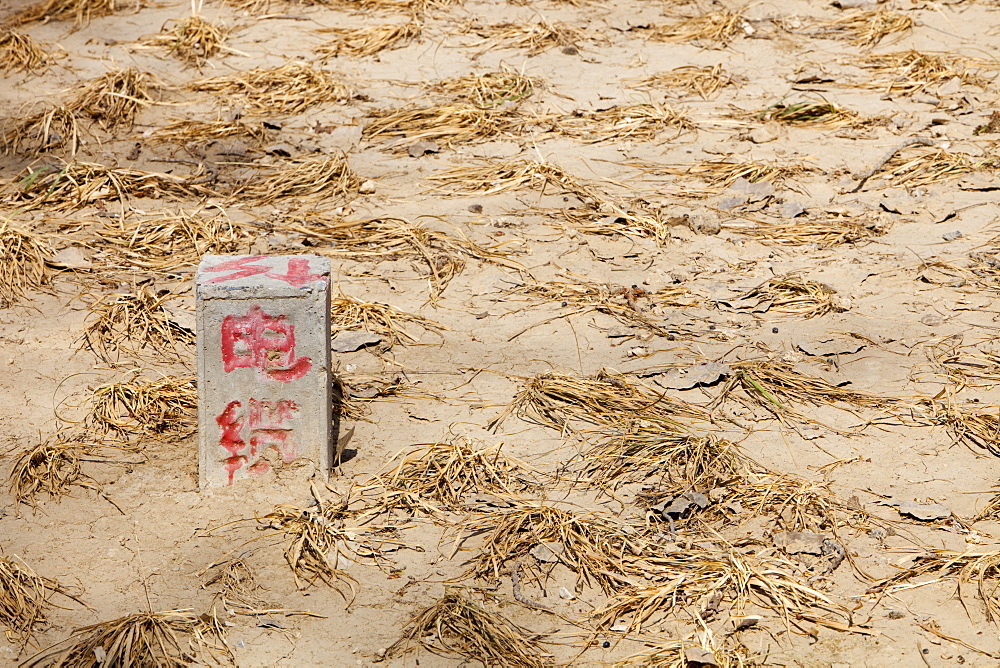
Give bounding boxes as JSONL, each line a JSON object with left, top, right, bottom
{"left": 196, "top": 255, "right": 331, "bottom": 488}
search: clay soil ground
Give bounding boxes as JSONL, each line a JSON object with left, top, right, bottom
{"left": 4, "top": 0, "right": 1000, "bottom": 665}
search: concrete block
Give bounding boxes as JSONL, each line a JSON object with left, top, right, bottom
{"left": 197, "top": 254, "right": 331, "bottom": 488}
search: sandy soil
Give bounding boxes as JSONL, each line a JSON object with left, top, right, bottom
{"left": 4, "top": 0, "right": 1000, "bottom": 665}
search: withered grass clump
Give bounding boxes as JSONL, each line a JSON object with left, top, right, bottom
{"left": 618, "top": 639, "right": 754, "bottom": 668}
{"left": 930, "top": 402, "right": 1000, "bottom": 457}
{"left": 0, "top": 223, "right": 51, "bottom": 307}
{"left": 364, "top": 104, "right": 522, "bottom": 147}
{"left": 853, "top": 50, "right": 994, "bottom": 96}
{"left": 0, "top": 29, "right": 50, "bottom": 72}
{"left": 592, "top": 548, "right": 843, "bottom": 634}
{"left": 92, "top": 209, "right": 258, "bottom": 272}
{"left": 7, "top": 162, "right": 208, "bottom": 210}
{"left": 878, "top": 147, "right": 991, "bottom": 188}
{"left": 428, "top": 158, "right": 588, "bottom": 197}
{"left": 817, "top": 9, "right": 913, "bottom": 48}
{"left": 933, "top": 344, "right": 1000, "bottom": 388}
{"left": 369, "top": 439, "right": 535, "bottom": 515}
{"left": 755, "top": 99, "right": 858, "bottom": 128}
{"left": 556, "top": 103, "right": 694, "bottom": 143}
{"left": 490, "top": 370, "right": 708, "bottom": 433}
{"left": 23, "top": 609, "right": 230, "bottom": 667}
{"left": 736, "top": 276, "right": 842, "bottom": 318}
{"left": 1, "top": 105, "right": 80, "bottom": 156}
{"left": 260, "top": 487, "right": 359, "bottom": 596}
{"left": 470, "top": 503, "right": 646, "bottom": 593}
{"left": 388, "top": 589, "right": 551, "bottom": 668}
{"left": 676, "top": 158, "right": 816, "bottom": 187}
{"left": 148, "top": 118, "right": 272, "bottom": 145}
{"left": 81, "top": 287, "right": 195, "bottom": 365}
{"left": 88, "top": 374, "right": 197, "bottom": 439}
{"left": 189, "top": 62, "right": 351, "bottom": 115}
{"left": 429, "top": 68, "right": 539, "bottom": 108}
{"left": 8, "top": 435, "right": 91, "bottom": 508}
{"left": 331, "top": 294, "right": 443, "bottom": 346}
{"left": 627, "top": 64, "right": 736, "bottom": 99}
{"left": 139, "top": 14, "right": 231, "bottom": 67}
{"left": 317, "top": 22, "right": 421, "bottom": 58}
{"left": 0, "top": 556, "right": 75, "bottom": 645}
{"left": 649, "top": 10, "right": 746, "bottom": 47}
{"left": 733, "top": 473, "right": 869, "bottom": 533}
{"left": 205, "top": 560, "right": 278, "bottom": 616}
{"left": 870, "top": 549, "right": 1000, "bottom": 622}
{"left": 285, "top": 215, "right": 518, "bottom": 294}
{"left": 7, "top": 0, "right": 121, "bottom": 26}
{"left": 738, "top": 218, "right": 887, "bottom": 248}
{"left": 233, "top": 154, "right": 361, "bottom": 205}
{"left": 68, "top": 67, "right": 155, "bottom": 130}
{"left": 465, "top": 19, "right": 585, "bottom": 55}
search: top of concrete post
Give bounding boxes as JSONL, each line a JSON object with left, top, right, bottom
{"left": 197, "top": 255, "right": 330, "bottom": 300}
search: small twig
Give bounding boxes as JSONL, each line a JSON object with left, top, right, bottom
{"left": 850, "top": 137, "right": 935, "bottom": 193}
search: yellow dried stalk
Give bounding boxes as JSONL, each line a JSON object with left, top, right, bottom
{"left": 0, "top": 556, "right": 76, "bottom": 646}
{"left": 189, "top": 62, "right": 351, "bottom": 115}
{"left": 316, "top": 22, "right": 421, "bottom": 57}
{"left": 0, "top": 29, "right": 50, "bottom": 72}
{"left": 617, "top": 639, "right": 756, "bottom": 668}
{"left": 0, "top": 222, "right": 51, "bottom": 307}
{"left": 736, "top": 275, "right": 842, "bottom": 317}
{"left": 817, "top": 9, "right": 913, "bottom": 48}
{"left": 233, "top": 154, "right": 361, "bottom": 205}
{"left": 649, "top": 10, "right": 746, "bottom": 47}
{"left": 880, "top": 147, "right": 992, "bottom": 188}
{"left": 81, "top": 287, "right": 195, "bottom": 366}
{"left": 427, "top": 158, "right": 588, "bottom": 196}
{"left": 737, "top": 218, "right": 887, "bottom": 248}
{"left": 755, "top": 99, "right": 858, "bottom": 128}
{"left": 556, "top": 103, "right": 694, "bottom": 143}
{"left": 148, "top": 118, "right": 272, "bottom": 145}
{"left": 8, "top": 436, "right": 91, "bottom": 508}
{"left": 428, "top": 68, "right": 539, "bottom": 108}
{"left": 464, "top": 18, "right": 585, "bottom": 55}
{"left": 364, "top": 104, "right": 523, "bottom": 147}
{"left": 0, "top": 105, "right": 80, "bottom": 156}
{"left": 331, "top": 294, "right": 443, "bottom": 345}
{"left": 138, "top": 14, "right": 231, "bottom": 67}
{"left": 7, "top": 0, "right": 121, "bottom": 26}
{"left": 67, "top": 67, "right": 155, "bottom": 130}
{"left": 387, "top": 589, "right": 551, "bottom": 667}
{"left": 88, "top": 374, "right": 197, "bottom": 438}
{"left": 853, "top": 50, "right": 994, "bottom": 96}
{"left": 626, "top": 64, "right": 735, "bottom": 99}
{"left": 674, "top": 159, "right": 815, "bottom": 187}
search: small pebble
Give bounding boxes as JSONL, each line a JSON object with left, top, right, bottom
{"left": 942, "top": 230, "right": 963, "bottom": 241}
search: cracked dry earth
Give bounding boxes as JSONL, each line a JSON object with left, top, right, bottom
{"left": 5, "top": 0, "right": 1000, "bottom": 666}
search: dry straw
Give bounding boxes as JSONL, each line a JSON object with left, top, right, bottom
{"left": 88, "top": 374, "right": 197, "bottom": 439}
{"left": 0, "top": 556, "right": 75, "bottom": 646}
{"left": 260, "top": 486, "right": 360, "bottom": 597}
{"left": 817, "top": 9, "right": 912, "bottom": 48}
{"left": 369, "top": 439, "right": 535, "bottom": 515}
{"left": 0, "top": 222, "right": 51, "bottom": 307}
{"left": 189, "top": 62, "right": 351, "bottom": 115}
{"left": 627, "top": 64, "right": 735, "bottom": 99}
{"left": 316, "top": 22, "right": 421, "bottom": 58}
{"left": 649, "top": 10, "right": 746, "bottom": 47}
{"left": 733, "top": 275, "right": 842, "bottom": 318}
{"left": 139, "top": 14, "right": 231, "bottom": 67}
{"left": 469, "top": 503, "right": 647, "bottom": 593}
{"left": 464, "top": 18, "right": 585, "bottom": 55}
{"left": 7, "top": 0, "right": 121, "bottom": 26}
{"left": 331, "top": 294, "right": 443, "bottom": 346}
{"left": 68, "top": 67, "right": 155, "bottom": 130}
{"left": 490, "top": 370, "right": 708, "bottom": 433}
{"left": 617, "top": 639, "right": 754, "bottom": 668}
{"left": 92, "top": 209, "right": 258, "bottom": 273}
{"left": 428, "top": 158, "right": 588, "bottom": 197}
{"left": 233, "top": 154, "right": 361, "bottom": 205}
{"left": 930, "top": 402, "right": 1000, "bottom": 457}
{"left": 8, "top": 434, "right": 91, "bottom": 508}
{"left": 204, "top": 559, "right": 306, "bottom": 618}
{"left": 23, "top": 609, "right": 231, "bottom": 667}
{"left": 556, "top": 103, "right": 694, "bottom": 143}
{"left": 81, "top": 287, "right": 195, "bottom": 366}
{"left": 852, "top": 50, "right": 993, "bottom": 96}
{"left": 284, "top": 215, "right": 518, "bottom": 294}
{"left": 387, "top": 589, "right": 551, "bottom": 667}
{"left": 428, "top": 68, "right": 539, "bottom": 108}
{"left": 670, "top": 159, "right": 815, "bottom": 187}
{"left": 754, "top": 98, "right": 858, "bottom": 128}
{"left": 148, "top": 118, "right": 272, "bottom": 145}
{"left": 876, "top": 147, "right": 991, "bottom": 188}
{"left": 364, "top": 104, "right": 522, "bottom": 148}
{"left": 0, "top": 29, "right": 50, "bottom": 72}
{"left": 737, "top": 218, "right": 887, "bottom": 248}
{"left": 1, "top": 105, "right": 80, "bottom": 156}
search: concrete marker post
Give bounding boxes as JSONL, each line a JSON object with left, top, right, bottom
{"left": 196, "top": 254, "right": 332, "bottom": 488}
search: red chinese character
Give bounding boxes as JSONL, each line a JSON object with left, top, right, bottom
{"left": 221, "top": 305, "right": 312, "bottom": 382}
{"left": 203, "top": 257, "right": 327, "bottom": 287}
{"left": 216, "top": 398, "right": 299, "bottom": 483}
